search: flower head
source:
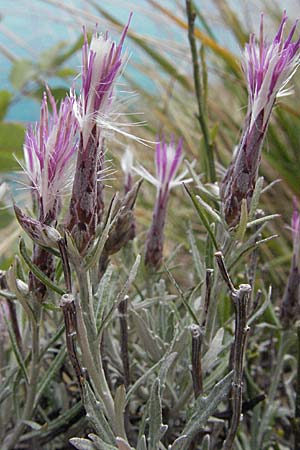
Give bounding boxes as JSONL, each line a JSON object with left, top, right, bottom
{"left": 137, "top": 136, "right": 187, "bottom": 269}
{"left": 244, "top": 11, "right": 300, "bottom": 130}
{"left": 221, "top": 11, "right": 300, "bottom": 226}
{"left": 134, "top": 136, "right": 188, "bottom": 199}
{"left": 23, "top": 88, "right": 78, "bottom": 221}
{"left": 74, "top": 15, "right": 131, "bottom": 148}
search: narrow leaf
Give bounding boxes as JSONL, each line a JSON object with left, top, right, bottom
{"left": 35, "top": 346, "right": 67, "bottom": 407}
{"left": 19, "top": 237, "right": 65, "bottom": 296}
{"left": 182, "top": 371, "right": 233, "bottom": 446}
{"left": 148, "top": 378, "right": 166, "bottom": 450}
{"left": 114, "top": 385, "right": 127, "bottom": 440}
{"left": 3, "top": 310, "right": 28, "bottom": 383}
{"left": 183, "top": 184, "right": 218, "bottom": 250}
{"left": 82, "top": 380, "right": 115, "bottom": 445}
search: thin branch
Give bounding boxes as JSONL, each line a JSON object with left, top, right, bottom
{"left": 201, "top": 268, "right": 214, "bottom": 329}
{"left": 58, "top": 238, "right": 72, "bottom": 293}
{"left": 60, "top": 293, "right": 84, "bottom": 388}
{"left": 215, "top": 251, "right": 235, "bottom": 293}
{"left": 118, "top": 295, "right": 130, "bottom": 389}
{"left": 223, "top": 284, "right": 251, "bottom": 450}
{"left": 190, "top": 324, "right": 203, "bottom": 398}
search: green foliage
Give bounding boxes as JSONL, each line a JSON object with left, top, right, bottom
{"left": 0, "top": 122, "right": 24, "bottom": 171}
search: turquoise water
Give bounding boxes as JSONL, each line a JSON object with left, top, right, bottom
{"left": 0, "top": 0, "right": 183, "bottom": 122}
{"left": 0, "top": 0, "right": 298, "bottom": 123}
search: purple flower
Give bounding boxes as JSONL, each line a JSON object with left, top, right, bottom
{"left": 135, "top": 136, "right": 188, "bottom": 268}
{"left": 67, "top": 17, "right": 131, "bottom": 253}
{"left": 221, "top": 12, "right": 300, "bottom": 226}
{"left": 23, "top": 88, "right": 78, "bottom": 222}
{"left": 73, "top": 16, "right": 131, "bottom": 149}
{"left": 244, "top": 11, "right": 300, "bottom": 130}
{"left": 280, "top": 199, "right": 300, "bottom": 327}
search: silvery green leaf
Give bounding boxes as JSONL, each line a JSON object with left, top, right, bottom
{"left": 70, "top": 436, "right": 117, "bottom": 450}
{"left": 114, "top": 385, "right": 127, "bottom": 440}
{"left": 234, "top": 198, "right": 248, "bottom": 242}
{"left": 184, "top": 160, "right": 219, "bottom": 201}
{"left": 116, "top": 437, "right": 133, "bottom": 450}
{"left": 95, "top": 264, "right": 114, "bottom": 320}
{"left": 246, "top": 214, "right": 280, "bottom": 229}
{"left": 125, "top": 359, "right": 162, "bottom": 407}
{"left": 70, "top": 438, "right": 96, "bottom": 450}
{"left": 187, "top": 225, "right": 205, "bottom": 281}
{"left": 98, "top": 255, "right": 140, "bottom": 334}
{"left": 201, "top": 434, "right": 210, "bottom": 450}
{"left": 202, "top": 328, "right": 224, "bottom": 373}
{"left": 182, "top": 371, "right": 233, "bottom": 447}
{"left": 196, "top": 195, "right": 222, "bottom": 224}
{"left": 136, "top": 435, "right": 147, "bottom": 450}
{"left": 228, "top": 231, "right": 278, "bottom": 271}
{"left": 82, "top": 380, "right": 115, "bottom": 445}
{"left": 65, "top": 229, "right": 82, "bottom": 265}
{"left": 131, "top": 309, "right": 164, "bottom": 361}
{"left": 183, "top": 184, "right": 218, "bottom": 250}
{"left": 84, "top": 193, "right": 120, "bottom": 270}
{"left": 158, "top": 352, "right": 177, "bottom": 393}
{"left": 0, "top": 386, "right": 10, "bottom": 406}
{"left": 2, "top": 308, "right": 28, "bottom": 383}
{"left": 5, "top": 260, "right": 37, "bottom": 322}
{"left": 89, "top": 434, "right": 118, "bottom": 450}
{"left": 248, "top": 286, "right": 272, "bottom": 326}
{"left": 148, "top": 378, "right": 167, "bottom": 450}
{"left": 22, "top": 420, "right": 42, "bottom": 430}
{"left": 249, "top": 176, "right": 264, "bottom": 220}
{"left": 35, "top": 346, "right": 67, "bottom": 408}
{"left": 168, "top": 436, "right": 188, "bottom": 450}
{"left": 171, "top": 328, "right": 190, "bottom": 359}
{"left": 19, "top": 237, "right": 65, "bottom": 296}
{"left": 203, "top": 357, "right": 228, "bottom": 391}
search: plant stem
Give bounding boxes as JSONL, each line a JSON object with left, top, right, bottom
{"left": 118, "top": 295, "right": 130, "bottom": 389}
{"left": 186, "top": 0, "right": 216, "bottom": 182}
{"left": 58, "top": 238, "right": 72, "bottom": 293}
{"left": 223, "top": 284, "right": 250, "bottom": 450}
{"left": 60, "top": 293, "right": 84, "bottom": 387}
{"left": 201, "top": 268, "right": 214, "bottom": 330}
{"left": 190, "top": 324, "right": 203, "bottom": 397}
{"left": 75, "top": 296, "right": 115, "bottom": 424}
